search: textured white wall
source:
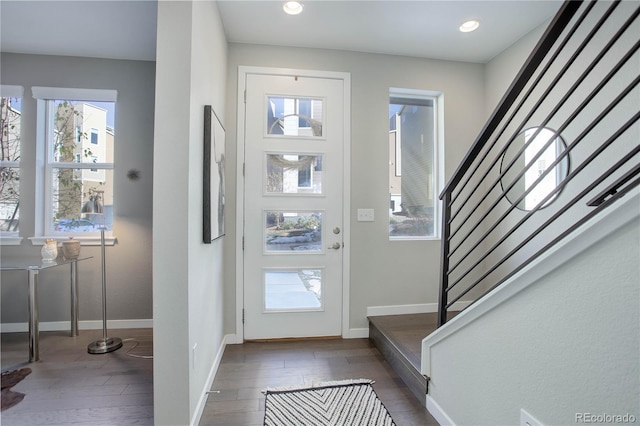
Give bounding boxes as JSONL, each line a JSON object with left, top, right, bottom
{"left": 425, "top": 199, "right": 639, "bottom": 424}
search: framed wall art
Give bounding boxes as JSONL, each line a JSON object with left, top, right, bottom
{"left": 203, "top": 105, "right": 226, "bottom": 243}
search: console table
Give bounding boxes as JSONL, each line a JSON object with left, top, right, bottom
{"left": 1, "top": 256, "right": 91, "bottom": 362}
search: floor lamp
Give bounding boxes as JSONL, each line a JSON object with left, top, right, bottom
{"left": 82, "top": 191, "right": 122, "bottom": 354}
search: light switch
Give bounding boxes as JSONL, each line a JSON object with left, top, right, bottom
{"left": 357, "top": 208, "right": 375, "bottom": 222}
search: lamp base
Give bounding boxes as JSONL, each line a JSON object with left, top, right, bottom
{"left": 87, "top": 337, "right": 123, "bottom": 354}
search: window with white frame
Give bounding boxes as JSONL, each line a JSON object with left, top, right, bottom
{"left": 32, "top": 87, "right": 116, "bottom": 239}
{"left": 0, "top": 85, "right": 23, "bottom": 241}
{"left": 389, "top": 88, "right": 442, "bottom": 239}
{"left": 90, "top": 128, "right": 99, "bottom": 144}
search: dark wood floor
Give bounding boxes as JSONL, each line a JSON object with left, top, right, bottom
{"left": 201, "top": 338, "right": 438, "bottom": 426}
{"left": 1, "top": 328, "right": 154, "bottom": 426}
{"left": 2, "top": 329, "right": 438, "bottom": 425}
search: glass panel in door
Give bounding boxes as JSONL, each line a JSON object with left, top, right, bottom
{"left": 264, "top": 210, "right": 322, "bottom": 252}
{"left": 265, "top": 153, "right": 323, "bottom": 194}
{"left": 266, "top": 96, "right": 324, "bottom": 137}
{"left": 264, "top": 268, "right": 323, "bottom": 311}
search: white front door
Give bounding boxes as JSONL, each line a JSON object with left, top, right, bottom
{"left": 242, "top": 70, "right": 347, "bottom": 340}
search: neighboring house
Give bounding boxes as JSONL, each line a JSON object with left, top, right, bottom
{"left": 0, "top": 100, "right": 115, "bottom": 234}
{"left": 52, "top": 102, "right": 114, "bottom": 227}
{"left": 388, "top": 102, "right": 437, "bottom": 238}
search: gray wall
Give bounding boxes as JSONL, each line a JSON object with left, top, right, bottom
{"left": 0, "top": 53, "right": 155, "bottom": 325}
{"left": 484, "top": 21, "right": 549, "bottom": 117}
{"left": 152, "top": 1, "right": 228, "bottom": 424}
{"left": 225, "top": 44, "right": 486, "bottom": 333}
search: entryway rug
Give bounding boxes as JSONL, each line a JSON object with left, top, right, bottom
{"left": 1, "top": 368, "right": 31, "bottom": 411}
{"left": 263, "top": 379, "right": 396, "bottom": 426}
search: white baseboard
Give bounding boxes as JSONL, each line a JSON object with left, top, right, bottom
{"left": 1, "top": 319, "right": 153, "bottom": 333}
{"left": 216, "top": 332, "right": 367, "bottom": 342}
{"left": 344, "top": 328, "right": 369, "bottom": 339}
{"left": 426, "top": 395, "right": 456, "bottom": 426}
{"left": 222, "top": 333, "right": 242, "bottom": 345}
{"left": 223, "top": 334, "right": 237, "bottom": 346}
{"left": 366, "top": 301, "right": 472, "bottom": 317}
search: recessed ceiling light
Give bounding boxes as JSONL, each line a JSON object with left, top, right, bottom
{"left": 283, "top": 1, "right": 303, "bottom": 15}
{"left": 459, "top": 20, "right": 480, "bottom": 33}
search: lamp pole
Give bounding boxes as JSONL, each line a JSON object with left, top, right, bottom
{"left": 83, "top": 190, "right": 122, "bottom": 354}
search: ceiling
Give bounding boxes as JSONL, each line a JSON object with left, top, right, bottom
{"left": 0, "top": 0, "right": 562, "bottom": 64}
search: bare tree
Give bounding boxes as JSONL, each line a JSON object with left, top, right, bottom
{"left": 52, "top": 101, "right": 103, "bottom": 222}
{"left": 0, "top": 97, "right": 21, "bottom": 231}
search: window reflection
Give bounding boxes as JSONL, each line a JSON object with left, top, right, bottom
{"left": 501, "top": 127, "right": 570, "bottom": 211}
{"left": 265, "top": 154, "right": 323, "bottom": 194}
{"left": 389, "top": 94, "right": 437, "bottom": 238}
{"left": 267, "top": 96, "right": 323, "bottom": 137}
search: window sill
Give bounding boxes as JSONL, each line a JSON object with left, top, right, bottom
{"left": 29, "top": 236, "right": 117, "bottom": 246}
{"left": 0, "top": 236, "right": 24, "bottom": 246}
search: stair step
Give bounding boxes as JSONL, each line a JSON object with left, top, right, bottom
{"left": 368, "top": 314, "right": 440, "bottom": 407}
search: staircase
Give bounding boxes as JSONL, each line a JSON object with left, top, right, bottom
{"left": 371, "top": 0, "right": 640, "bottom": 415}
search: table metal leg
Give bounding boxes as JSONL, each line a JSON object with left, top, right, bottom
{"left": 70, "top": 261, "right": 79, "bottom": 337}
{"left": 27, "top": 267, "right": 39, "bottom": 362}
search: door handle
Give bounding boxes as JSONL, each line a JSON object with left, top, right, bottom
{"left": 328, "top": 242, "right": 341, "bottom": 250}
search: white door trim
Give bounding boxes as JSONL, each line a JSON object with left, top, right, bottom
{"left": 235, "top": 66, "right": 351, "bottom": 342}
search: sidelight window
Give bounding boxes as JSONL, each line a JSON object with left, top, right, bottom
{"left": 389, "top": 88, "right": 443, "bottom": 239}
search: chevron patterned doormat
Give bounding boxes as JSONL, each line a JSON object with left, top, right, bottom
{"left": 263, "top": 379, "right": 396, "bottom": 426}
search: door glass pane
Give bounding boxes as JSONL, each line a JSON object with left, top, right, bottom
{"left": 266, "top": 154, "right": 323, "bottom": 194}
{"left": 264, "top": 269, "right": 323, "bottom": 311}
{"left": 267, "top": 96, "right": 323, "bottom": 137}
{"left": 264, "top": 211, "right": 322, "bottom": 252}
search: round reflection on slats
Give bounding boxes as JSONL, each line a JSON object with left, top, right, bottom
{"left": 500, "top": 127, "right": 570, "bottom": 211}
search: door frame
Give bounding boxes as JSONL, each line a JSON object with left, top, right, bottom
{"left": 235, "top": 66, "right": 351, "bottom": 342}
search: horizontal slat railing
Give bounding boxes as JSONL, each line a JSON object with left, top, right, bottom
{"left": 438, "top": 0, "right": 640, "bottom": 326}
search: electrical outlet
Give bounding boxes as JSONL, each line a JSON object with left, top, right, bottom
{"left": 357, "top": 208, "right": 375, "bottom": 222}
{"left": 521, "top": 409, "right": 544, "bottom": 426}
